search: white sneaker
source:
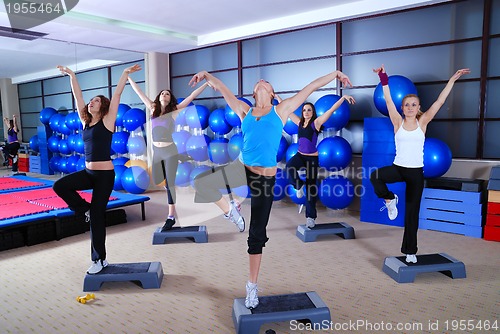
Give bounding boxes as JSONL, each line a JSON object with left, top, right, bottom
{"left": 85, "top": 210, "right": 90, "bottom": 223}
{"left": 306, "top": 217, "right": 316, "bottom": 228}
{"left": 298, "top": 204, "right": 304, "bottom": 214}
{"left": 245, "top": 281, "right": 259, "bottom": 309}
{"left": 380, "top": 195, "right": 398, "bottom": 220}
{"left": 225, "top": 201, "right": 245, "bottom": 232}
{"left": 296, "top": 185, "right": 305, "bottom": 199}
{"left": 87, "top": 259, "right": 108, "bottom": 275}
{"left": 406, "top": 254, "right": 417, "bottom": 263}
{"left": 12, "top": 155, "right": 18, "bottom": 164}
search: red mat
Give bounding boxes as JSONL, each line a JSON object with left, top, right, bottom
{"left": 0, "top": 202, "right": 50, "bottom": 220}
{"left": 0, "top": 178, "right": 43, "bottom": 191}
{"left": 0, "top": 194, "right": 25, "bottom": 205}
{"left": 10, "top": 188, "right": 59, "bottom": 201}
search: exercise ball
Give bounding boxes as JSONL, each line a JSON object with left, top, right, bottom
{"left": 209, "top": 108, "right": 232, "bottom": 135}
{"left": 113, "top": 164, "right": 127, "bottom": 191}
{"left": 172, "top": 130, "right": 191, "bottom": 155}
{"left": 49, "top": 113, "right": 64, "bottom": 132}
{"left": 65, "top": 112, "right": 79, "bottom": 130}
{"left": 185, "top": 105, "right": 210, "bottom": 129}
{"left": 176, "top": 161, "right": 194, "bottom": 187}
{"left": 67, "top": 134, "right": 77, "bottom": 152}
{"left": 189, "top": 165, "right": 212, "bottom": 188}
{"left": 58, "top": 118, "right": 72, "bottom": 135}
{"left": 423, "top": 138, "right": 452, "bottom": 178}
{"left": 208, "top": 138, "right": 230, "bottom": 165}
{"left": 58, "top": 157, "right": 69, "bottom": 174}
{"left": 276, "top": 136, "right": 289, "bottom": 163}
{"left": 73, "top": 134, "right": 84, "bottom": 154}
{"left": 315, "top": 94, "right": 350, "bottom": 131}
{"left": 186, "top": 134, "right": 210, "bottom": 162}
{"left": 286, "top": 184, "right": 307, "bottom": 205}
{"left": 373, "top": 75, "right": 417, "bottom": 116}
{"left": 66, "top": 155, "right": 80, "bottom": 173}
{"left": 228, "top": 133, "right": 243, "bottom": 161}
{"left": 40, "top": 107, "right": 57, "bottom": 125}
{"left": 121, "top": 166, "right": 150, "bottom": 194}
{"left": 76, "top": 156, "right": 86, "bottom": 171}
{"left": 122, "top": 108, "right": 146, "bottom": 132}
{"left": 116, "top": 104, "right": 130, "bottom": 127}
{"left": 283, "top": 104, "right": 303, "bottom": 135}
{"left": 127, "top": 135, "right": 147, "bottom": 156}
{"left": 285, "top": 143, "right": 299, "bottom": 163}
{"left": 317, "top": 136, "right": 352, "bottom": 171}
{"left": 175, "top": 108, "right": 187, "bottom": 127}
{"left": 58, "top": 139, "right": 71, "bottom": 155}
{"left": 113, "top": 156, "right": 129, "bottom": 166}
{"left": 49, "top": 156, "right": 61, "bottom": 172}
{"left": 273, "top": 168, "right": 288, "bottom": 201}
{"left": 111, "top": 131, "right": 130, "bottom": 154}
{"left": 47, "top": 135, "right": 61, "bottom": 153}
{"left": 29, "top": 135, "right": 39, "bottom": 152}
{"left": 319, "top": 175, "right": 354, "bottom": 210}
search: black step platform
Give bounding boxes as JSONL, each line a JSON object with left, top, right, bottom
{"left": 382, "top": 253, "right": 466, "bottom": 283}
{"left": 232, "top": 291, "right": 330, "bottom": 334}
{"left": 83, "top": 261, "right": 163, "bottom": 291}
{"left": 296, "top": 222, "right": 355, "bottom": 242}
{"left": 152, "top": 226, "right": 208, "bottom": 244}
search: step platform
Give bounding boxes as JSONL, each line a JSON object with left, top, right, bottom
{"left": 152, "top": 225, "right": 208, "bottom": 244}
{"left": 83, "top": 261, "right": 163, "bottom": 291}
{"left": 296, "top": 222, "right": 355, "bottom": 242}
{"left": 232, "top": 291, "right": 330, "bottom": 334}
{"left": 382, "top": 253, "right": 466, "bottom": 283}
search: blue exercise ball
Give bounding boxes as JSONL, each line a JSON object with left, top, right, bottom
{"left": 373, "top": 75, "right": 418, "bottom": 116}
{"left": 317, "top": 136, "right": 352, "bottom": 171}
{"left": 423, "top": 138, "right": 452, "bottom": 178}
{"left": 40, "top": 107, "right": 58, "bottom": 125}
{"left": 116, "top": 104, "right": 131, "bottom": 127}
{"left": 121, "top": 166, "right": 150, "bottom": 194}
{"left": 73, "top": 134, "right": 84, "bottom": 154}
{"left": 174, "top": 108, "right": 187, "bottom": 127}
{"left": 67, "top": 134, "right": 77, "bottom": 152}
{"left": 47, "top": 135, "right": 61, "bottom": 153}
{"left": 185, "top": 105, "right": 210, "bottom": 129}
{"left": 65, "top": 112, "right": 79, "bottom": 131}
{"left": 66, "top": 155, "right": 80, "bottom": 173}
{"left": 127, "top": 135, "right": 147, "bottom": 156}
{"left": 319, "top": 175, "right": 354, "bottom": 210}
{"left": 286, "top": 184, "right": 307, "bottom": 205}
{"left": 172, "top": 130, "right": 191, "bottom": 155}
{"left": 228, "top": 133, "right": 243, "bottom": 161}
{"left": 189, "top": 165, "right": 212, "bottom": 188}
{"left": 283, "top": 104, "right": 303, "bottom": 135}
{"left": 285, "top": 143, "right": 299, "bottom": 163}
{"left": 176, "top": 161, "right": 194, "bottom": 187}
{"left": 186, "top": 134, "right": 210, "bottom": 161}
{"left": 122, "top": 108, "right": 146, "bottom": 132}
{"left": 209, "top": 108, "right": 232, "bottom": 135}
{"left": 58, "top": 139, "right": 71, "bottom": 155}
{"left": 49, "top": 113, "right": 64, "bottom": 132}
{"left": 273, "top": 168, "right": 288, "bottom": 201}
{"left": 208, "top": 138, "right": 230, "bottom": 165}
{"left": 58, "top": 118, "right": 72, "bottom": 135}
{"left": 58, "top": 157, "right": 69, "bottom": 174}
{"left": 277, "top": 136, "right": 289, "bottom": 163}
{"left": 113, "top": 164, "right": 127, "bottom": 191}
{"left": 315, "top": 94, "right": 350, "bottom": 131}
{"left": 113, "top": 156, "right": 129, "bottom": 166}
{"left": 111, "top": 131, "right": 130, "bottom": 154}
{"left": 224, "top": 97, "right": 252, "bottom": 127}
{"left": 76, "top": 156, "right": 86, "bottom": 171}
{"left": 29, "top": 135, "right": 39, "bottom": 152}
{"left": 49, "top": 156, "right": 61, "bottom": 172}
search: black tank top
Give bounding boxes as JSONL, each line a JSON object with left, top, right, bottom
{"left": 83, "top": 119, "right": 113, "bottom": 162}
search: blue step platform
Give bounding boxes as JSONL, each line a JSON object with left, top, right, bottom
{"left": 83, "top": 262, "right": 163, "bottom": 291}
{"left": 382, "top": 253, "right": 466, "bottom": 283}
{"left": 232, "top": 291, "right": 330, "bottom": 334}
{"left": 152, "top": 226, "right": 208, "bottom": 244}
{"left": 296, "top": 222, "right": 355, "bottom": 242}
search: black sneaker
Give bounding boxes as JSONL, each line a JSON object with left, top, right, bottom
{"left": 161, "top": 218, "right": 176, "bottom": 232}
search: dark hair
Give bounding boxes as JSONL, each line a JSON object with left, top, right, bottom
{"left": 299, "top": 102, "right": 321, "bottom": 130}
{"left": 152, "top": 89, "right": 178, "bottom": 118}
{"left": 81, "top": 95, "right": 110, "bottom": 125}
{"left": 402, "top": 94, "right": 424, "bottom": 120}
{"left": 8, "top": 119, "right": 14, "bottom": 129}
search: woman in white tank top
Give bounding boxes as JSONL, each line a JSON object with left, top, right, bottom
{"left": 370, "top": 65, "right": 470, "bottom": 264}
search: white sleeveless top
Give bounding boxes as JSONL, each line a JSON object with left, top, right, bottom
{"left": 393, "top": 120, "right": 425, "bottom": 168}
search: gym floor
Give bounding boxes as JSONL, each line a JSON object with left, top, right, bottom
{"left": 0, "top": 168, "right": 498, "bottom": 333}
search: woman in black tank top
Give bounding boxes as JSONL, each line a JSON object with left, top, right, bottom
{"left": 53, "top": 64, "right": 141, "bottom": 275}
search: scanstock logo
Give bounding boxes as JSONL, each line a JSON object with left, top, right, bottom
{"left": 4, "top": 0, "right": 79, "bottom": 31}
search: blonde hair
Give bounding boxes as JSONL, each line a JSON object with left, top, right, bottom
{"left": 402, "top": 94, "right": 424, "bottom": 120}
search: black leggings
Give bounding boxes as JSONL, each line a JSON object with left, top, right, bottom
{"left": 152, "top": 144, "right": 178, "bottom": 204}
{"left": 193, "top": 159, "right": 276, "bottom": 254}
{"left": 370, "top": 164, "right": 424, "bottom": 254}
{"left": 53, "top": 168, "right": 115, "bottom": 261}
{"left": 285, "top": 152, "right": 319, "bottom": 219}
